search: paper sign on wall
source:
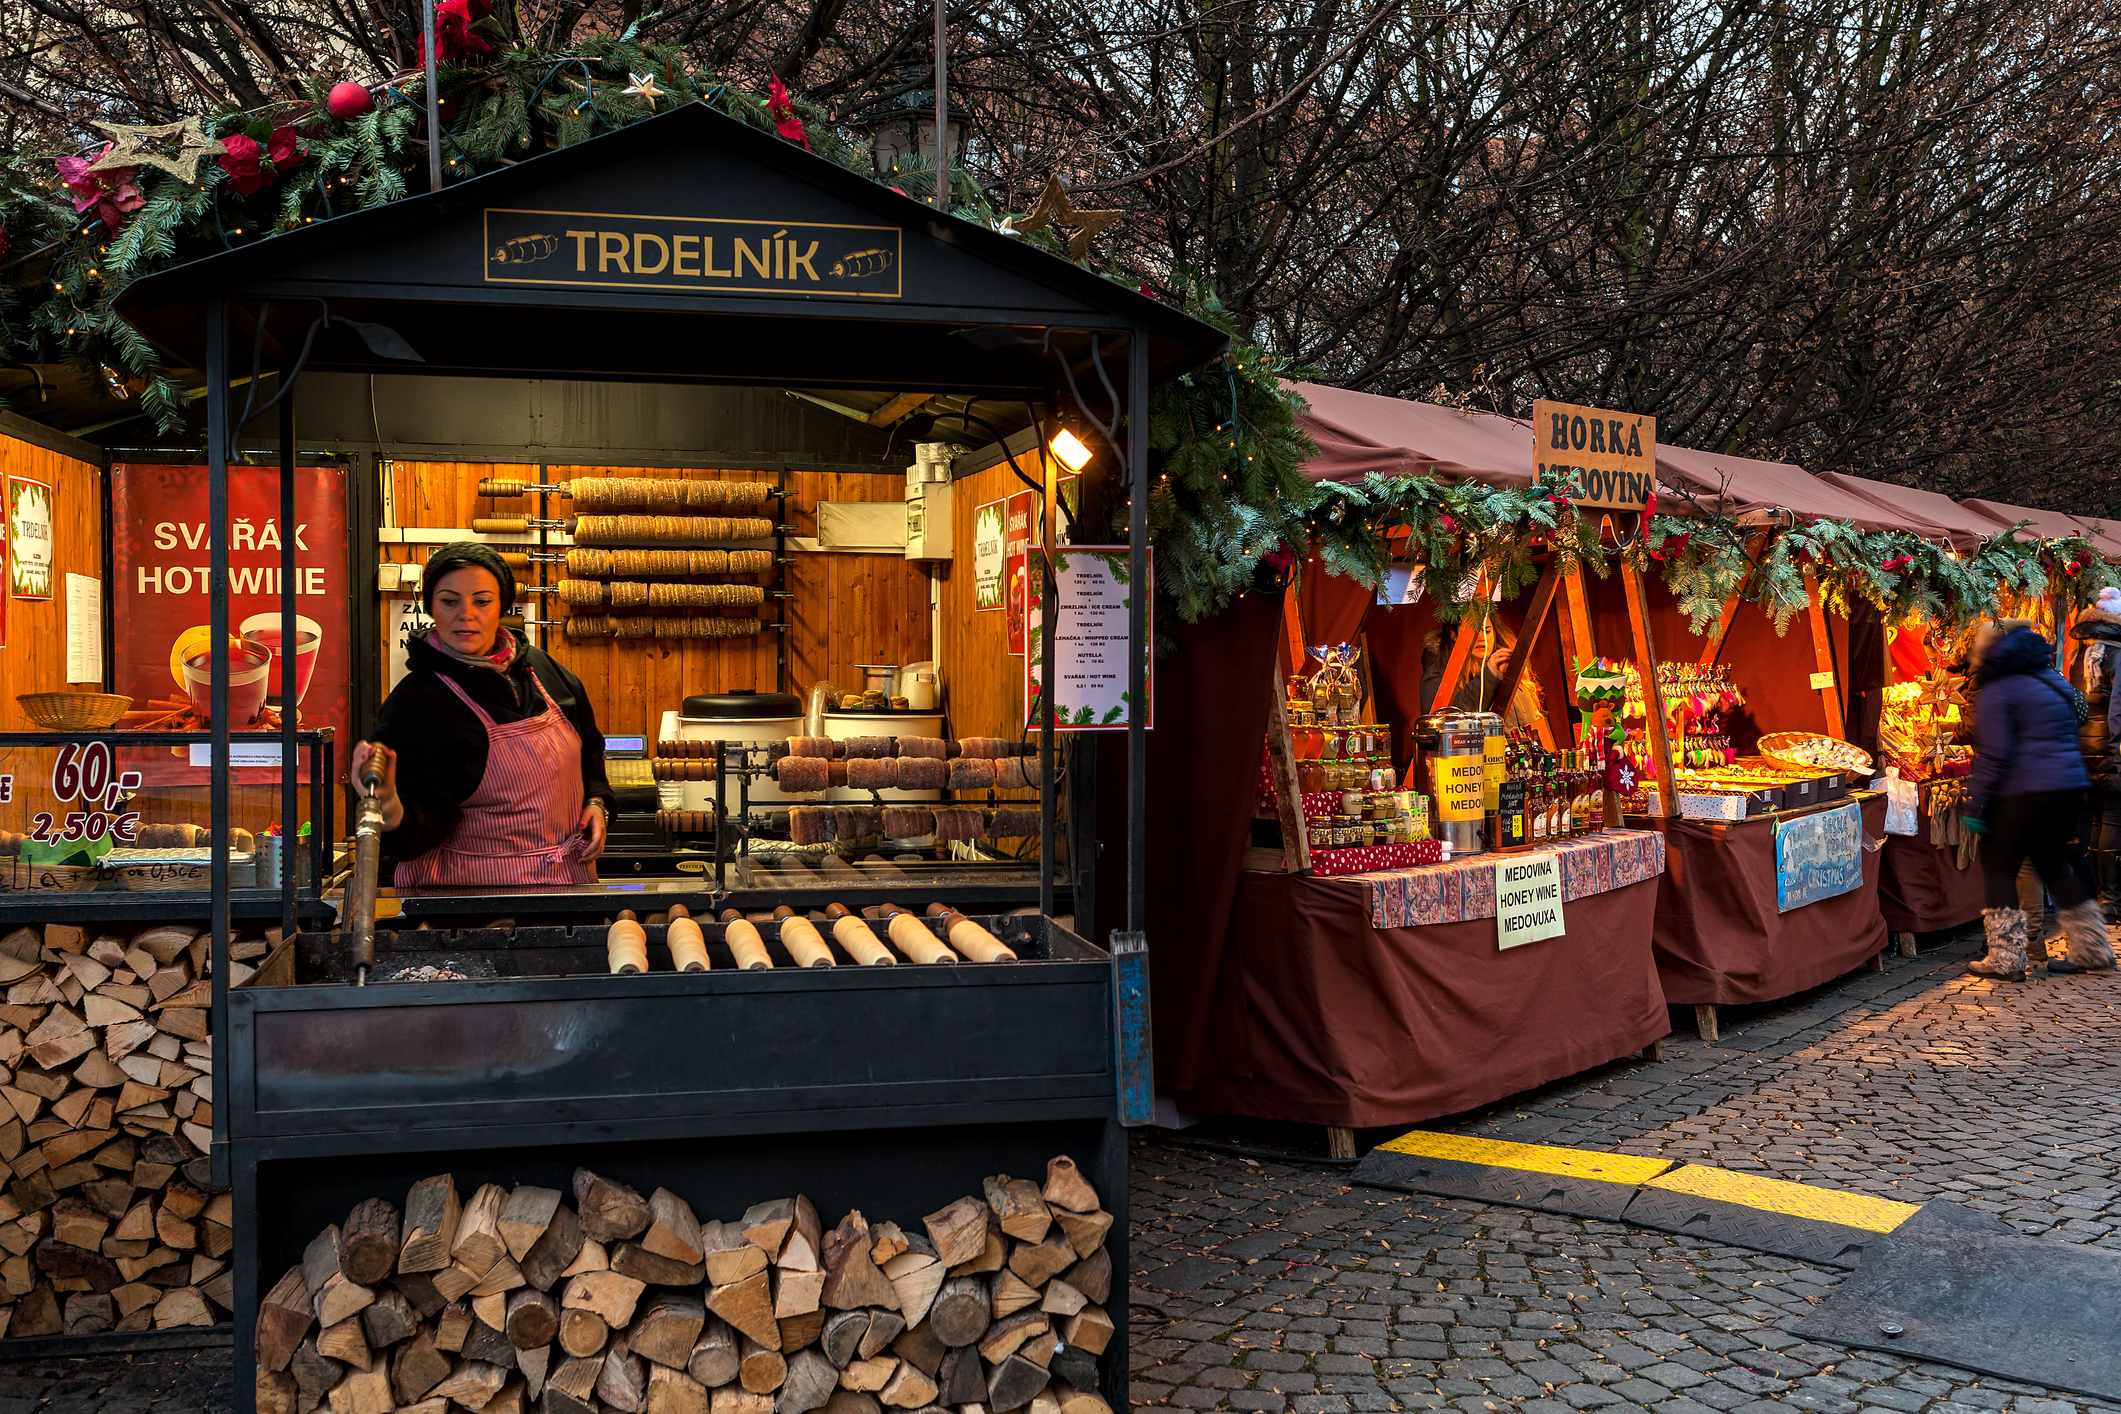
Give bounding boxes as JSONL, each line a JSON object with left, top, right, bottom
{"left": 1496, "top": 852, "right": 1566, "bottom": 948}
{"left": 1024, "top": 547, "right": 1153, "bottom": 731}
{"left": 1809, "top": 670, "right": 1837, "bottom": 690}
{"left": 388, "top": 598, "right": 436, "bottom": 689}
{"left": 64, "top": 573, "right": 100, "bottom": 684}
{"left": 1004, "top": 490, "right": 1037, "bottom": 653}
{"left": 7, "top": 475, "right": 54, "bottom": 601}
{"left": 1774, "top": 800, "right": 1866, "bottom": 911}
{"left": 972, "top": 499, "right": 1006, "bottom": 610}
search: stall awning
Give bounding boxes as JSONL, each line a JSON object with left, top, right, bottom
{"left": 1960, "top": 498, "right": 2107, "bottom": 547}
{"left": 115, "top": 103, "right": 1226, "bottom": 394}
{"left": 1814, "top": 473, "right": 2006, "bottom": 549}
{"left": 1652, "top": 446, "right": 1916, "bottom": 533}
{"left": 1291, "top": 381, "right": 1536, "bottom": 486}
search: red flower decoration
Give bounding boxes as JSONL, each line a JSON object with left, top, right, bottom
{"left": 218, "top": 135, "right": 268, "bottom": 195}
{"left": 1641, "top": 486, "right": 1656, "bottom": 521}
{"left": 54, "top": 147, "right": 145, "bottom": 230}
{"left": 267, "top": 126, "right": 304, "bottom": 167}
{"left": 421, "top": 0, "right": 494, "bottom": 64}
{"left": 1880, "top": 555, "right": 1912, "bottom": 573}
{"left": 767, "top": 75, "right": 811, "bottom": 151}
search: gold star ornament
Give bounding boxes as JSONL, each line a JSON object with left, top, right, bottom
{"left": 1004, "top": 176, "right": 1122, "bottom": 261}
{"left": 84, "top": 117, "right": 218, "bottom": 183}
{"left": 623, "top": 72, "right": 665, "bottom": 102}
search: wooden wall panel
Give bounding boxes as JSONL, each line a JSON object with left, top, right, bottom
{"left": 937, "top": 462, "right": 1027, "bottom": 744}
{"left": 382, "top": 462, "right": 932, "bottom": 741}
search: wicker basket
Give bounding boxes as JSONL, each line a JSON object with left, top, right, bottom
{"left": 1759, "top": 730, "right": 1873, "bottom": 778}
{"left": 15, "top": 692, "right": 132, "bottom": 730}
{"left": 0, "top": 856, "right": 101, "bottom": 893}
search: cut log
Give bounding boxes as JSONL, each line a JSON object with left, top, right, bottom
{"left": 433, "top": 1359, "right": 510, "bottom": 1408}
{"left": 338, "top": 1198, "right": 400, "bottom": 1286}
{"left": 507, "top": 1286, "right": 562, "bottom": 1349}
{"left": 574, "top": 1168, "right": 652, "bottom": 1243}
{"left": 819, "top": 1213, "right": 896, "bottom": 1311}
{"left": 550, "top": 1353, "right": 606, "bottom": 1402}
{"left": 1048, "top": 1346, "right": 1096, "bottom": 1393}
{"left": 359, "top": 1285, "right": 417, "bottom": 1348}
{"left": 611, "top": 1239, "right": 705, "bottom": 1287}
{"left": 739, "top": 1334, "right": 788, "bottom": 1393}
{"left": 563, "top": 1268, "right": 646, "bottom": 1328}
{"left": 867, "top": 1222, "right": 908, "bottom": 1266}
{"left": 1027, "top": 1388, "right": 1060, "bottom": 1414}
{"left": 1060, "top": 1304, "right": 1111, "bottom": 1356}
{"left": 1051, "top": 1382, "right": 1111, "bottom": 1414}
{"left": 890, "top": 1322, "right": 945, "bottom": 1380}
{"left": 519, "top": 1345, "right": 551, "bottom": 1401}
{"left": 978, "top": 1310, "right": 1048, "bottom": 1365}
{"left": 1051, "top": 1209, "right": 1111, "bottom": 1261}
{"left": 927, "top": 1275, "right": 989, "bottom": 1347}
{"left": 919, "top": 1198, "right": 987, "bottom": 1268}
{"left": 316, "top": 1315, "right": 371, "bottom": 1372}
{"left": 472, "top": 1253, "right": 526, "bottom": 1297}
{"left": 485, "top": 1375, "right": 530, "bottom": 1414}
{"left": 1017, "top": 1330, "right": 1056, "bottom": 1368}
{"left": 559, "top": 1307, "right": 610, "bottom": 1358}
{"left": 598, "top": 1340, "right": 650, "bottom": 1413}
{"left": 689, "top": 1314, "right": 741, "bottom": 1387}
{"left": 858, "top": 1312, "right": 904, "bottom": 1360}
{"left": 1058, "top": 1247, "right": 1109, "bottom": 1305}
{"left": 302, "top": 1224, "right": 345, "bottom": 1299}
{"left": 630, "top": 1291, "right": 706, "bottom": 1370}
{"left": 325, "top": 1364, "right": 394, "bottom": 1414}
{"left": 71, "top": 1050, "right": 126, "bottom": 1090}
{"left": 645, "top": 1188, "right": 705, "bottom": 1265}
{"left": 947, "top": 1224, "right": 1004, "bottom": 1277}
{"left": 393, "top": 1270, "right": 447, "bottom": 1319}
{"left": 702, "top": 1219, "right": 771, "bottom": 1285}
{"left": 715, "top": 1389, "right": 774, "bottom": 1414}
{"left": 520, "top": 1200, "right": 584, "bottom": 1292}
{"left": 564, "top": 1239, "right": 608, "bottom": 1276}
{"left": 779, "top": 1309, "right": 826, "bottom": 1353}
{"left": 452, "top": 1183, "right": 510, "bottom": 1278}
{"left": 707, "top": 1269, "right": 779, "bottom": 1348}
{"left": 821, "top": 1309, "right": 870, "bottom": 1368}
{"left": 777, "top": 1347, "right": 839, "bottom": 1414}
{"left": 311, "top": 1272, "right": 375, "bottom": 1329}
{"left": 1038, "top": 1281, "right": 1086, "bottom": 1318}
{"left": 878, "top": 1362, "right": 938, "bottom": 1410}
{"left": 294, "top": 1339, "right": 347, "bottom": 1411}
{"left": 499, "top": 1186, "right": 563, "bottom": 1262}
{"left": 400, "top": 1175, "right": 461, "bottom": 1274}
{"left": 1007, "top": 1232, "right": 1076, "bottom": 1288}
{"left": 773, "top": 1266, "right": 825, "bottom": 1317}
{"left": 740, "top": 1199, "right": 795, "bottom": 1259}
{"left": 780, "top": 1196, "right": 822, "bottom": 1274}
{"left": 936, "top": 1349, "right": 985, "bottom": 1408}
{"left": 434, "top": 1303, "right": 472, "bottom": 1352}
{"left": 650, "top": 1363, "right": 713, "bottom": 1414}
{"left": 988, "top": 1270, "right": 1039, "bottom": 1320}
{"left": 819, "top": 1392, "right": 880, "bottom": 1414}
{"left": 49, "top": 1198, "right": 108, "bottom": 1254}
{"left": 981, "top": 1177, "right": 1050, "bottom": 1244}
{"left": 838, "top": 1355, "right": 896, "bottom": 1393}
{"left": 256, "top": 1265, "right": 314, "bottom": 1372}
{"left": 881, "top": 1248, "right": 941, "bottom": 1327}
{"left": 463, "top": 1312, "right": 521, "bottom": 1371}
{"left": 258, "top": 1368, "right": 299, "bottom": 1414}
{"left": 985, "top": 1355, "right": 1050, "bottom": 1413}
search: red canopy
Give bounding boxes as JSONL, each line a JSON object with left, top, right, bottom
{"left": 1815, "top": 473, "right": 2003, "bottom": 549}
{"left": 1961, "top": 499, "right": 2100, "bottom": 544}
{"left": 1652, "top": 446, "right": 1913, "bottom": 532}
{"left": 1292, "top": 381, "right": 1536, "bottom": 486}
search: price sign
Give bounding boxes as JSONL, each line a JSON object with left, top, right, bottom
{"left": 30, "top": 742, "right": 142, "bottom": 845}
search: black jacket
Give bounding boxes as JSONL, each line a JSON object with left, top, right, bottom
{"left": 2074, "top": 606, "right": 2121, "bottom": 791}
{"left": 375, "top": 630, "right": 614, "bottom": 865}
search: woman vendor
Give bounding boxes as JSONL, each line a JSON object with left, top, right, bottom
{"left": 350, "top": 542, "right": 614, "bottom": 887}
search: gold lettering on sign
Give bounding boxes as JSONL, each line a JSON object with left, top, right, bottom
{"left": 704, "top": 237, "right": 732, "bottom": 278}
{"left": 787, "top": 240, "right": 820, "bottom": 280}
{"left": 672, "top": 234, "right": 700, "bottom": 276}
{"left": 485, "top": 208, "right": 902, "bottom": 298}
{"left": 1531, "top": 398, "right": 1657, "bottom": 512}
{"left": 567, "top": 230, "right": 596, "bottom": 271}
{"left": 598, "top": 231, "right": 630, "bottom": 274}
{"left": 634, "top": 232, "right": 670, "bottom": 275}
{"left": 734, "top": 238, "right": 770, "bottom": 280}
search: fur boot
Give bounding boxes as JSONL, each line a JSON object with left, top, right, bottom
{"left": 1969, "top": 906, "right": 2029, "bottom": 980}
{"left": 2049, "top": 897, "right": 2117, "bottom": 973}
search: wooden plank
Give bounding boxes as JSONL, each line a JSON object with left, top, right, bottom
{"left": 868, "top": 394, "right": 935, "bottom": 428}
{"left": 1429, "top": 593, "right": 1486, "bottom": 715}
{"left": 1622, "top": 561, "right": 1678, "bottom": 817}
{"left": 1556, "top": 565, "right": 1597, "bottom": 748}
{"left": 1800, "top": 567, "right": 1847, "bottom": 739}
{"left": 1492, "top": 560, "right": 1561, "bottom": 720}
{"left": 1262, "top": 653, "right": 1310, "bottom": 873}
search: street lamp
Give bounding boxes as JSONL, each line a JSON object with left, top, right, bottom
{"left": 853, "top": 65, "right": 970, "bottom": 198}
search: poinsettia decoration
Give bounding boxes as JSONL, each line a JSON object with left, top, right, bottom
{"left": 424, "top": 0, "right": 498, "bottom": 63}
{"left": 217, "top": 123, "right": 306, "bottom": 196}
{"left": 54, "top": 146, "right": 146, "bottom": 230}
{"left": 767, "top": 75, "right": 811, "bottom": 150}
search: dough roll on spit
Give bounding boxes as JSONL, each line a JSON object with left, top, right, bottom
{"left": 785, "top": 736, "right": 835, "bottom": 758}
{"left": 987, "top": 807, "right": 1040, "bottom": 839}
{"left": 788, "top": 806, "right": 835, "bottom": 846}
{"left": 895, "top": 756, "right": 947, "bottom": 791}
{"left": 775, "top": 755, "right": 830, "bottom": 794}
{"left": 993, "top": 756, "right": 1031, "bottom": 790}
{"left": 834, "top": 806, "right": 881, "bottom": 843}
{"left": 667, "top": 905, "right": 711, "bottom": 971}
{"left": 933, "top": 807, "right": 984, "bottom": 843}
{"left": 719, "top": 910, "right": 773, "bottom": 970}
{"left": 877, "top": 904, "right": 958, "bottom": 964}
{"left": 959, "top": 737, "right": 1012, "bottom": 760}
{"left": 845, "top": 757, "right": 897, "bottom": 791}
{"left": 897, "top": 736, "right": 949, "bottom": 759}
{"left": 926, "top": 903, "right": 1019, "bottom": 962}
{"left": 841, "top": 736, "right": 893, "bottom": 758}
{"left": 774, "top": 906, "right": 835, "bottom": 967}
{"left": 825, "top": 902, "right": 894, "bottom": 965}
{"left": 882, "top": 806, "right": 935, "bottom": 839}
{"left": 947, "top": 758, "right": 995, "bottom": 791}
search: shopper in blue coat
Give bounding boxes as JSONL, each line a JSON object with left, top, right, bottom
{"left": 1966, "top": 622, "right": 2114, "bottom": 977}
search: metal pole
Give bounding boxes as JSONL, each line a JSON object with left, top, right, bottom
{"left": 424, "top": 0, "right": 443, "bottom": 192}
{"left": 932, "top": 0, "right": 948, "bottom": 211}
{"left": 206, "top": 296, "right": 231, "bottom": 1189}
{"left": 1127, "top": 332, "right": 1148, "bottom": 932}
{"left": 278, "top": 385, "right": 298, "bottom": 938}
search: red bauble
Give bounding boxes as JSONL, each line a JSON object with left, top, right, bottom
{"left": 327, "top": 82, "right": 376, "bottom": 121}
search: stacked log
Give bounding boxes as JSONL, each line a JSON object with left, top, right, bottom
{"left": 257, "top": 1156, "right": 1117, "bottom": 1414}
{"left": 0, "top": 922, "right": 243, "bottom": 1339}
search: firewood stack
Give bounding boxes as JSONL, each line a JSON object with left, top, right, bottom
{"left": 0, "top": 921, "right": 242, "bottom": 1339}
{"left": 256, "top": 1156, "right": 1118, "bottom": 1414}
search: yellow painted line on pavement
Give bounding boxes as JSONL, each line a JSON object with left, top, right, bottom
{"left": 1645, "top": 1164, "right": 1919, "bottom": 1233}
{"left": 1376, "top": 1130, "right": 1678, "bottom": 1185}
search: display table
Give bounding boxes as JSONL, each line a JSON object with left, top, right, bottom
{"left": 1169, "top": 829, "right": 1670, "bottom": 1134}
{"left": 1634, "top": 792, "right": 1891, "bottom": 1038}
{"left": 1878, "top": 786, "right": 1985, "bottom": 942}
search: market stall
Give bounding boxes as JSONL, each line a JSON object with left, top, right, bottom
{"left": 94, "top": 101, "right": 1223, "bottom": 1409}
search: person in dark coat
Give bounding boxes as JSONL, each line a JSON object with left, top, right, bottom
{"left": 2074, "top": 586, "right": 2121, "bottom": 918}
{"left": 1966, "top": 623, "right": 2113, "bottom": 977}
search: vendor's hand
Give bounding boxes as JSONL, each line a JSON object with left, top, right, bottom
{"left": 1963, "top": 815, "right": 1988, "bottom": 836}
{"left": 349, "top": 741, "right": 404, "bottom": 830}
{"left": 578, "top": 799, "right": 608, "bottom": 860}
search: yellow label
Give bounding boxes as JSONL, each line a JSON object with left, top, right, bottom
{"left": 1439, "top": 756, "right": 1487, "bottom": 821}
{"left": 1483, "top": 736, "right": 1506, "bottom": 810}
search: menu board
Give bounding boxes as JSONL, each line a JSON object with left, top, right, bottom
{"left": 1023, "top": 547, "right": 1152, "bottom": 731}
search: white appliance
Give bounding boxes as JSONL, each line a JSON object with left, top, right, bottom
{"left": 821, "top": 710, "right": 947, "bottom": 800}
{"left": 673, "top": 691, "right": 805, "bottom": 810}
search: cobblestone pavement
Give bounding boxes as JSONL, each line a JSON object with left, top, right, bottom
{"left": 1130, "top": 924, "right": 2121, "bottom": 1414}
{"left": 0, "top": 1347, "right": 230, "bottom": 1411}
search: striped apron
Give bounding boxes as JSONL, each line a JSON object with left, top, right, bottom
{"left": 393, "top": 669, "right": 599, "bottom": 889}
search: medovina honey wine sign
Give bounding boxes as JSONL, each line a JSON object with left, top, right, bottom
{"left": 483, "top": 207, "right": 904, "bottom": 298}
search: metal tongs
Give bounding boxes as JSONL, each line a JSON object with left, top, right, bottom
{"left": 345, "top": 759, "right": 387, "bottom": 986}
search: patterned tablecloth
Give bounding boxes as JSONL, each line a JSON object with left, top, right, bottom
{"left": 1340, "top": 828, "right": 1668, "bottom": 930}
